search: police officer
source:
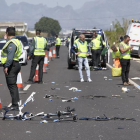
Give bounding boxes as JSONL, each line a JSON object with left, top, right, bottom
{"left": 119, "top": 35, "right": 133, "bottom": 86}
{"left": 55, "top": 35, "right": 61, "bottom": 58}
{"left": 1, "top": 27, "right": 22, "bottom": 109}
{"left": 91, "top": 35, "right": 102, "bottom": 70}
{"left": 66, "top": 36, "right": 70, "bottom": 47}
{"left": 26, "top": 29, "right": 47, "bottom": 84}
{"left": 71, "top": 34, "right": 92, "bottom": 82}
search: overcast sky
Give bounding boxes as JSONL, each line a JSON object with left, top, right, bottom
{"left": 5, "top": 0, "right": 93, "bottom": 9}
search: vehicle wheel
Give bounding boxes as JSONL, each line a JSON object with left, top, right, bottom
{"left": 68, "top": 56, "right": 73, "bottom": 69}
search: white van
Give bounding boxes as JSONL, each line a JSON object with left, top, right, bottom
{"left": 126, "top": 20, "right": 140, "bottom": 56}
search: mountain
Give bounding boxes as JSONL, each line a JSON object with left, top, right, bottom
{"left": 0, "top": 0, "right": 140, "bottom": 30}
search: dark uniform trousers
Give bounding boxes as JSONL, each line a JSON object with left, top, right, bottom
{"left": 92, "top": 49, "right": 101, "bottom": 67}
{"left": 120, "top": 59, "right": 130, "bottom": 83}
{"left": 5, "top": 61, "right": 21, "bottom": 106}
{"left": 29, "top": 55, "right": 44, "bottom": 82}
{"left": 56, "top": 45, "right": 60, "bottom": 57}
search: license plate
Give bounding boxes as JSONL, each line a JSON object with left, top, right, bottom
{"left": 133, "top": 46, "right": 139, "bottom": 50}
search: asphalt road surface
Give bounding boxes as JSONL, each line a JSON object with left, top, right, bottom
{"left": 0, "top": 46, "right": 140, "bottom": 140}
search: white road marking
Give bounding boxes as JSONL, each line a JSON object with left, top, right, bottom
{"left": 106, "top": 63, "right": 140, "bottom": 90}
{"left": 23, "top": 85, "right": 31, "bottom": 91}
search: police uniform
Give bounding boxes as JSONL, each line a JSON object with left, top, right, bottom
{"left": 1, "top": 37, "right": 22, "bottom": 107}
{"left": 72, "top": 40, "right": 91, "bottom": 81}
{"left": 91, "top": 38, "right": 102, "bottom": 69}
{"left": 119, "top": 42, "right": 131, "bottom": 83}
{"left": 28, "top": 36, "right": 47, "bottom": 83}
{"left": 55, "top": 37, "right": 61, "bottom": 57}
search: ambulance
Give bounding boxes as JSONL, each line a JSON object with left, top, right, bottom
{"left": 126, "top": 19, "right": 140, "bottom": 56}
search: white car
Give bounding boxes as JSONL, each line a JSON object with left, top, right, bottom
{"left": 0, "top": 40, "right": 28, "bottom": 65}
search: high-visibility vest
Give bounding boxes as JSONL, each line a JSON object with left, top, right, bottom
{"left": 74, "top": 39, "right": 79, "bottom": 44}
{"left": 68, "top": 38, "right": 70, "bottom": 42}
{"left": 76, "top": 40, "right": 88, "bottom": 57}
{"left": 34, "top": 37, "right": 47, "bottom": 56}
{"left": 97, "top": 34, "right": 106, "bottom": 46}
{"left": 120, "top": 42, "right": 131, "bottom": 59}
{"left": 55, "top": 38, "right": 61, "bottom": 46}
{"left": 112, "top": 47, "right": 121, "bottom": 59}
{"left": 1, "top": 39, "right": 22, "bottom": 64}
{"left": 91, "top": 39, "right": 101, "bottom": 50}
{"left": 97, "top": 34, "right": 101, "bottom": 41}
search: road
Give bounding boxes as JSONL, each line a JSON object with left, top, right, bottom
{"left": 0, "top": 46, "right": 140, "bottom": 140}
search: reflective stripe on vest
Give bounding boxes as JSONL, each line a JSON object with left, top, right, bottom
{"left": 77, "top": 41, "right": 88, "bottom": 57}
{"left": 34, "top": 37, "right": 46, "bottom": 56}
{"left": 1, "top": 39, "right": 22, "bottom": 64}
{"left": 120, "top": 42, "right": 131, "bottom": 59}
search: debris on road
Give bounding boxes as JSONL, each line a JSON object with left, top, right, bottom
{"left": 51, "top": 82, "right": 55, "bottom": 84}
{"left": 0, "top": 84, "right": 3, "bottom": 86}
{"left": 40, "top": 120, "right": 48, "bottom": 123}
{"left": 112, "top": 95, "right": 121, "bottom": 97}
{"left": 72, "top": 97, "right": 78, "bottom": 100}
{"left": 62, "top": 99, "right": 74, "bottom": 102}
{"left": 79, "top": 115, "right": 136, "bottom": 121}
{"left": 122, "top": 87, "right": 129, "bottom": 93}
{"left": 131, "top": 77, "right": 140, "bottom": 80}
{"left": 69, "top": 87, "right": 78, "bottom": 92}
{"left": 26, "top": 131, "right": 32, "bottom": 134}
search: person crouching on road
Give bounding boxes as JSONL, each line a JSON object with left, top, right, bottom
{"left": 90, "top": 35, "right": 102, "bottom": 70}
{"left": 111, "top": 45, "right": 121, "bottom": 68}
{"left": 119, "top": 35, "right": 133, "bottom": 86}
{"left": 26, "top": 29, "right": 47, "bottom": 84}
{"left": 71, "top": 34, "right": 92, "bottom": 82}
{"left": 1, "top": 27, "right": 22, "bottom": 110}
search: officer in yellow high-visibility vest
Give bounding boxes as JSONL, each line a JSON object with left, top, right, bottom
{"left": 119, "top": 35, "right": 133, "bottom": 86}
{"left": 1, "top": 27, "right": 22, "bottom": 110}
{"left": 55, "top": 35, "right": 61, "bottom": 58}
{"left": 90, "top": 35, "right": 102, "bottom": 70}
{"left": 26, "top": 29, "right": 47, "bottom": 84}
{"left": 71, "top": 34, "right": 92, "bottom": 82}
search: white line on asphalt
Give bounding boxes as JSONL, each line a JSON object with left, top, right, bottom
{"left": 106, "top": 63, "right": 140, "bottom": 90}
{"left": 23, "top": 85, "right": 31, "bottom": 91}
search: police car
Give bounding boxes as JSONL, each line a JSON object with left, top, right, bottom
{"left": 0, "top": 40, "right": 28, "bottom": 65}
{"left": 67, "top": 29, "right": 110, "bottom": 69}
{"left": 126, "top": 19, "right": 140, "bottom": 56}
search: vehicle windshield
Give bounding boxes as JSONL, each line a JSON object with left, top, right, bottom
{"left": 16, "top": 36, "right": 28, "bottom": 46}
{"left": 0, "top": 43, "right": 6, "bottom": 50}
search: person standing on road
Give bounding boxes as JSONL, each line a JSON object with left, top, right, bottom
{"left": 1, "top": 27, "right": 22, "bottom": 110}
{"left": 119, "top": 35, "right": 133, "bottom": 86}
{"left": 26, "top": 29, "right": 47, "bottom": 84}
{"left": 111, "top": 45, "right": 121, "bottom": 68}
{"left": 90, "top": 35, "right": 102, "bottom": 70}
{"left": 55, "top": 35, "right": 61, "bottom": 58}
{"left": 71, "top": 34, "right": 92, "bottom": 82}
{"left": 66, "top": 36, "right": 70, "bottom": 48}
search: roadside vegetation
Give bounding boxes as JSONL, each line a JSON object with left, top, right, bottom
{"left": 105, "top": 18, "right": 131, "bottom": 46}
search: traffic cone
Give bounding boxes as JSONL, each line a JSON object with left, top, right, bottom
{"left": 17, "top": 72, "right": 26, "bottom": 93}
{"left": 52, "top": 47, "right": 56, "bottom": 58}
{"left": 34, "top": 65, "right": 39, "bottom": 82}
{"left": 43, "top": 51, "right": 49, "bottom": 73}
{"left": 48, "top": 49, "right": 52, "bottom": 61}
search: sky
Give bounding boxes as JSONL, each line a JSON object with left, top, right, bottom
{"left": 5, "top": 0, "right": 93, "bottom": 9}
